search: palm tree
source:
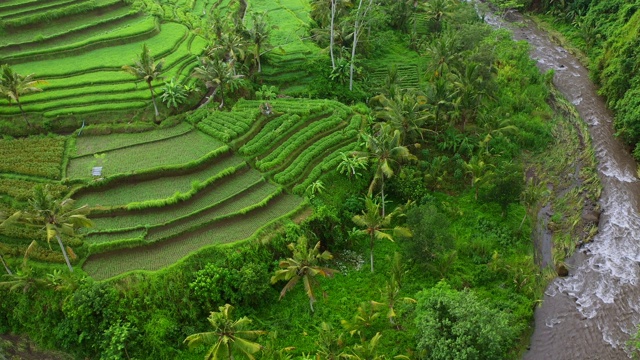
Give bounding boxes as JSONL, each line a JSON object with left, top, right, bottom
{"left": 246, "top": 12, "right": 271, "bottom": 73}
{"left": 451, "top": 62, "right": 490, "bottom": 130}
{"left": 387, "top": 0, "right": 416, "bottom": 32}
{"left": 422, "top": 0, "right": 454, "bottom": 33}
{"left": 122, "top": 44, "right": 165, "bottom": 120}
{"left": 371, "top": 278, "right": 416, "bottom": 325}
{"left": 352, "top": 196, "right": 411, "bottom": 273}
{"left": 339, "top": 332, "right": 384, "bottom": 360}
{"left": 0, "top": 244, "right": 12, "bottom": 275}
{"left": 209, "top": 33, "right": 246, "bottom": 66}
{"left": 356, "top": 123, "right": 415, "bottom": 216}
{"left": 337, "top": 152, "right": 367, "bottom": 179}
{"left": 370, "top": 91, "right": 433, "bottom": 146}
{"left": 0, "top": 266, "right": 46, "bottom": 293}
{"left": 192, "top": 57, "right": 244, "bottom": 109}
{"left": 0, "top": 64, "right": 45, "bottom": 127}
{"left": 424, "top": 31, "right": 460, "bottom": 80}
{"left": 370, "top": 253, "right": 415, "bottom": 325}
{"left": 184, "top": 304, "right": 266, "bottom": 360}
{"left": 271, "top": 236, "right": 338, "bottom": 312}
{"left": 463, "top": 154, "right": 495, "bottom": 200}
{"left": 17, "top": 185, "right": 93, "bottom": 273}
{"left": 341, "top": 301, "right": 381, "bottom": 341}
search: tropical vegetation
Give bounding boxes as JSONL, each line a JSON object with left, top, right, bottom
{"left": 0, "top": 0, "right": 605, "bottom": 359}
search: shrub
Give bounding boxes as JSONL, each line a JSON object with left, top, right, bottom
{"left": 401, "top": 204, "right": 454, "bottom": 267}
{"left": 415, "top": 281, "right": 519, "bottom": 360}
{"left": 189, "top": 254, "right": 272, "bottom": 309}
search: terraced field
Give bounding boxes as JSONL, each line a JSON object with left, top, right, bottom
{"left": 83, "top": 192, "right": 302, "bottom": 280}
{"left": 0, "top": 100, "right": 359, "bottom": 279}
{"left": 0, "top": 0, "right": 362, "bottom": 281}
{"left": 249, "top": 0, "right": 322, "bottom": 95}
{"left": 0, "top": 0, "right": 207, "bottom": 117}
{"left": 72, "top": 99, "right": 359, "bottom": 279}
{"left": 67, "top": 129, "right": 222, "bottom": 179}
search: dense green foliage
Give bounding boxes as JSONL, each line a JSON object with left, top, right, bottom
{"left": 0, "top": 0, "right": 586, "bottom": 358}
{"left": 415, "top": 281, "right": 519, "bottom": 360}
{"left": 532, "top": 0, "right": 640, "bottom": 157}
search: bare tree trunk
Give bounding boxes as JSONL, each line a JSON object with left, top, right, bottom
{"left": 349, "top": 0, "right": 374, "bottom": 91}
{"left": 310, "top": 298, "right": 315, "bottom": 312}
{"left": 349, "top": 14, "right": 359, "bottom": 91}
{"left": 238, "top": 0, "right": 248, "bottom": 21}
{"left": 330, "top": 0, "right": 336, "bottom": 69}
{"left": 55, "top": 233, "right": 73, "bottom": 272}
{"left": 0, "top": 254, "right": 12, "bottom": 275}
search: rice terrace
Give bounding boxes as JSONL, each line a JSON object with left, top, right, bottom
{"left": 0, "top": 0, "right": 615, "bottom": 359}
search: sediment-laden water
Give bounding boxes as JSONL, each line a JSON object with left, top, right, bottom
{"left": 482, "top": 9, "right": 640, "bottom": 360}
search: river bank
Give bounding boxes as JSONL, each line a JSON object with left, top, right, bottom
{"left": 484, "top": 9, "right": 640, "bottom": 359}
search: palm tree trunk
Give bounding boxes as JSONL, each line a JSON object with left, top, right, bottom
{"left": 370, "top": 233, "right": 375, "bottom": 273}
{"left": 55, "top": 233, "right": 74, "bottom": 272}
{"left": 519, "top": 212, "right": 528, "bottom": 231}
{"left": 257, "top": 47, "right": 262, "bottom": 73}
{"left": 218, "top": 85, "right": 225, "bottom": 109}
{"left": 147, "top": 81, "right": 160, "bottom": 121}
{"left": 238, "top": 0, "right": 248, "bottom": 21}
{"left": 198, "top": 87, "right": 219, "bottom": 109}
{"left": 381, "top": 177, "right": 386, "bottom": 217}
{"left": 330, "top": 0, "right": 336, "bottom": 69}
{"left": 0, "top": 254, "right": 12, "bottom": 275}
{"left": 18, "top": 101, "right": 31, "bottom": 127}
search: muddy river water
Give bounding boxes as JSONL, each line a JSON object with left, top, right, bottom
{"left": 480, "top": 9, "right": 640, "bottom": 360}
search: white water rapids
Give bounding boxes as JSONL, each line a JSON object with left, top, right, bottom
{"left": 479, "top": 8, "right": 640, "bottom": 359}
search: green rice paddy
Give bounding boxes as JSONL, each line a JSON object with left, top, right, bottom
{"left": 66, "top": 130, "right": 221, "bottom": 179}
{"left": 83, "top": 193, "right": 302, "bottom": 280}
{"left": 74, "top": 156, "right": 244, "bottom": 208}
{"left": 89, "top": 168, "right": 265, "bottom": 231}
{"left": 73, "top": 122, "right": 193, "bottom": 157}
{"left": 0, "top": 0, "right": 206, "bottom": 116}
{"left": 0, "top": 0, "right": 357, "bottom": 281}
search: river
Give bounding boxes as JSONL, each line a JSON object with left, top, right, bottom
{"left": 480, "top": 9, "right": 640, "bottom": 360}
